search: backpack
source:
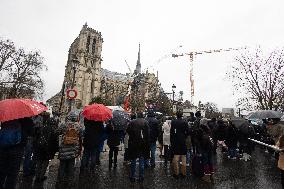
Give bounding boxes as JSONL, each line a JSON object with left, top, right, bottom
{"left": 0, "top": 120, "right": 22, "bottom": 148}
{"left": 63, "top": 123, "right": 79, "bottom": 145}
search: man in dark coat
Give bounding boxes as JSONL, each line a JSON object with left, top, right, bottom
{"left": 0, "top": 117, "right": 34, "bottom": 189}
{"left": 33, "top": 117, "right": 58, "bottom": 183}
{"left": 191, "top": 111, "right": 202, "bottom": 154}
{"left": 170, "top": 111, "right": 189, "bottom": 178}
{"left": 145, "top": 110, "right": 159, "bottom": 168}
{"left": 208, "top": 118, "right": 217, "bottom": 154}
{"left": 106, "top": 120, "right": 121, "bottom": 170}
{"left": 80, "top": 118, "right": 104, "bottom": 172}
{"left": 225, "top": 122, "right": 239, "bottom": 159}
{"left": 127, "top": 112, "right": 149, "bottom": 182}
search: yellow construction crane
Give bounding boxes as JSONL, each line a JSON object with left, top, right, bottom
{"left": 172, "top": 47, "right": 246, "bottom": 104}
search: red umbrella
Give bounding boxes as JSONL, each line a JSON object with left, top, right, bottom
{"left": 0, "top": 98, "right": 48, "bottom": 122}
{"left": 82, "top": 103, "right": 112, "bottom": 122}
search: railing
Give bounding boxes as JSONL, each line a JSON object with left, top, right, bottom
{"left": 248, "top": 138, "right": 283, "bottom": 152}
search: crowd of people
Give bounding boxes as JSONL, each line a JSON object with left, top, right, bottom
{"left": 1, "top": 108, "right": 284, "bottom": 189}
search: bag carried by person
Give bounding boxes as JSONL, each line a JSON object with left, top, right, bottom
{"left": 191, "top": 154, "right": 204, "bottom": 178}
{"left": 63, "top": 123, "right": 79, "bottom": 145}
{"left": 0, "top": 120, "right": 22, "bottom": 148}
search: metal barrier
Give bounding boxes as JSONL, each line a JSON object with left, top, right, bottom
{"left": 248, "top": 138, "right": 283, "bottom": 152}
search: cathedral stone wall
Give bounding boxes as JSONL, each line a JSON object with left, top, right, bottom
{"left": 47, "top": 24, "right": 161, "bottom": 113}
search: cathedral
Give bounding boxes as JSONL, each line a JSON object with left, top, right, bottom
{"left": 47, "top": 23, "right": 160, "bottom": 113}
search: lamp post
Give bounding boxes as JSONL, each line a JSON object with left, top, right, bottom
{"left": 172, "top": 84, "right": 176, "bottom": 102}
{"left": 172, "top": 84, "right": 176, "bottom": 113}
{"left": 68, "top": 57, "right": 80, "bottom": 112}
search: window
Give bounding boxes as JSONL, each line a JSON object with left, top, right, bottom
{"left": 86, "top": 35, "right": 90, "bottom": 52}
{"left": 92, "top": 38, "right": 96, "bottom": 54}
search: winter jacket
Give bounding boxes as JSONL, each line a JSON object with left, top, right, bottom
{"left": 106, "top": 123, "right": 121, "bottom": 147}
{"left": 199, "top": 132, "right": 214, "bottom": 154}
{"left": 214, "top": 122, "right": 227, "bottom": 141}
{"left": 170, "top": 118, "right": 189, "bottom": 155}
{"left": 225, "top": 125, "right": 238, "bottom": 148}
{"left": 162, "top": 120, "right": 171, "bottom": 146}
{"left": 57, "top": 121, "right": 82, "bottom": 160}
{"left": 127, "top": 118, "right": 150, "bottom": 159}
{"left": 83, "top": 119, "right": 104, "bottom": 150}
{"left": 146, "top": 116, "right": 160, "bottom": 144}
{"left": 277, "top": 140, "right": 284, "bottom": 170}
{"left": 208, "top": 120, "right": 217, "bottom": 131}
{"left": 0, "top": 118, "right": 34, "bottom": 149}
{"left": 33, "top": 120, "right": 58, "bottom": 160}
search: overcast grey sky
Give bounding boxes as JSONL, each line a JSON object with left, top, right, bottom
{"left": 1, "top": 0, "right": 284, "bottom": 110}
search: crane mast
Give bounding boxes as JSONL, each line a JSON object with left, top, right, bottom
{"left": 172, "top": 47, "right": 246, "bottom": 104}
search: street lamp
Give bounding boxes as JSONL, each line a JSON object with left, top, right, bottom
{"left": 172, "top": 84, "right": 176, "bottom": 102}
{"left": 68, "top": 57, "right": 80, "bottom": 112}
{"left": 172, "top": 84, "right": 176, "bottom": 114}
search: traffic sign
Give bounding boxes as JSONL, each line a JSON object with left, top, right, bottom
{"left": 66, "top": 89, "right": 77, "bottom": 99}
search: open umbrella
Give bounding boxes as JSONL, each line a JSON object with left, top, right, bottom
{"left": 0, "top": 98, "right": 48, "bottom": 122}
{"left": 82, "top": 103, "right": 112, "bottom": 122}
{"left": 112, "top": 110, "right": 130, "bottom": 130}
{"left": 230, "top": 118, "right": 248, "bottom": 128}
{"left": 247, "top": 110, "right": 283, "bottom": 120}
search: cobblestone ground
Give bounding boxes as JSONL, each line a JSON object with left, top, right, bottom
{"left": 17, "top": 146, "right": 281, "bottom": 189}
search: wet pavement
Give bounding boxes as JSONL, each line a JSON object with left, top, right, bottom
{"left": 17, "top": 146, "right": 282, "bottom": 189}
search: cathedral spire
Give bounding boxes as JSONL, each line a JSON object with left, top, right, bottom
{"left": 134, "top": 43, "right": 141, "bottom": 74}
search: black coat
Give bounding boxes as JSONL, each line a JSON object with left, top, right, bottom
{"left": 83, "top": 119, "right": 104, "bottom": 150}
{"left": 146, "top": 116, "right": 160, "bottom": 144}
{"left": 225, "top": 126, "right": 238, "bottom": 148}
{"left": 170, "top": 118, "right": 189, "bottom": 155}
{"left": 199, "top": 132, "right": 214, "bottom": 154}
{"left": 106, "top": 123, "right": 121, "bottom": 147}
{"left": 34, "top": 123, "right": 58, "bottom": 160}
{"left": 214, "top": 123, "right": 227, "bottom": 141}
{"left": 127, "top": 118, "right": 149, "bottom": 159}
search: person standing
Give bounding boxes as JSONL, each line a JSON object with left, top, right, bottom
{"left": 23, "top": 115, "right": 42, "bottom": 177}
{"left": 0, "top": 118, "right": 34, "bottom": 189}
{"left": 56, "top": 112, "right": 82, "bottom": 187}
{"left": 106, "top": 120, "right": 121, "bottom": 170}
{"left": 145, "top": 110, "right": 159, "bottom": 168}
{"left": 208, "top": 118, "right": 217, "bottom": 154}
{"left": 162, "top": 118, "right": 172, "bottom": 166}
{"left": 33, "top": 117, "right": 58, "bottom": 183}
{"left": 127, "top": 112, "right": 149, "bottom": 182}
{"left": 124, "top": 114, "right": 137, "bottom": 163}
{"left": 199, "top": 123, "right": 215, "bottom": 182}
{"left": 276, "top": 135, "right": 284, "bottom": 189}
{"left": 191, "top": 111, "right": 202, "bottom": 154}
{"left": 170, "top": 111, "right": 189, "bottom": 179}
{"left": 80, "top": 118, "right": 104, "bottom": 172}
{"left": 225, "top": 121, "right": 238, "bottom": 159}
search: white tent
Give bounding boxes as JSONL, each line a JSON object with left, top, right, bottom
{"left": 106, "top": 106, "right": 125, "bottom": 111}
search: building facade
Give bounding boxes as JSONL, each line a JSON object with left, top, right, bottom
{"left": 47, "top": 24, "right": 161, "bottom": 113}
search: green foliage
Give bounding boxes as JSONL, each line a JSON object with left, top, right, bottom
{"left": 89, "top": 96, "right": 112, "bottom": 106}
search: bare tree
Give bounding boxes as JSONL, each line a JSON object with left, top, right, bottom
{"left": 0, "top": 38, "right": 47, "bottom": 99}
{"left": 228, "top": 47, "right": 284, "bottom": 111}
{"left": 203, "top": 102, "right": 221, "bottom": 118}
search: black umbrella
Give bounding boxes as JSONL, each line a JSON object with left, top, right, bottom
{"left": 247, "top": 110, "right": 283, "bottom": 120}
{"left": 231, "top": 118, "right": 248, "bottom": 128}
{"left": 112, "top": 110, "right": 130, "bottom": 130}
